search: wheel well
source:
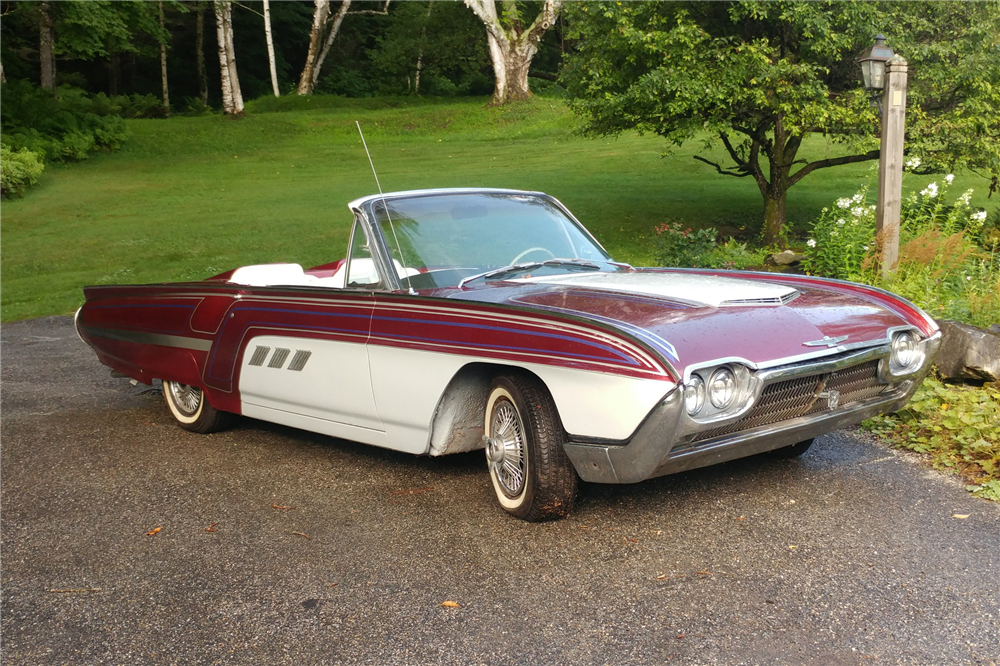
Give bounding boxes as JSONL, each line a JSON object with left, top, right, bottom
{"left": 427, "top": 362, "right": 554, "bottom": 456}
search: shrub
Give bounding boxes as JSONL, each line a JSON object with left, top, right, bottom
{"left": 653, "top": 222, "right": 717, "bottom": 268}
{"left": 804, "top": 177, "right": 1000, "bottom": 330}
{"left": 0, "top": 80, "right": 130, "bottom": 162}
{"left": 0, "top": 144, "right": 45, "bottom": 198}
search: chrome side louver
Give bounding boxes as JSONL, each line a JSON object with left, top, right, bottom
{"left": 268, "top": 348, "right": 291, "bottom": 368}
{"left": 248, "top": 346, "right": 270, "bottom": 366}
{"left": 288, "top": 350, "right": 312, "bottom": 371}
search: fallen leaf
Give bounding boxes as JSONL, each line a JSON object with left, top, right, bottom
{"left": 696, "top": 571, "right": 713, "bottom": 576}
{"left": 788, "top": 545, "right": 798, "bottom": 550}
{"left": 952, "top": 513, "right": 970, "bottom": 519}
{"left": 626, "top": 538, "right": 639, "bottom": 544}
{"left": 327, "top": 582, "right": 339, "bottom": 587}
{"left": 205, "top": 522, "right": 218, "bottom": 533}
{"left": 146, "top": 526, "right": 162, "bottom": 536}
{"left": 292, "top": 531, "right": 310, "bottom": 539}
{"left": 440, "top": 600, "right": 460, "bottom": 608}
{"left": 656, "top": 574, "right": 667, "bottom": 580}
{"left": 941, "top": 403, "right": 950, "bottom": 411}
{"left": 272, "top": 504, "right": 295, "bottom": 510}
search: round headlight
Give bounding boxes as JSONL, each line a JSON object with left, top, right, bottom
{"left": 709, "top": 367, "right": 737, "bottom": 409}
{"left": 891, "top": 331, "right": 918, "bottom": 369}
{"left": 684, "top": 374, "right": 706, "bottom": 415}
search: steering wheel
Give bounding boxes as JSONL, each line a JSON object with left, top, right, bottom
{"left": 510, "top": 246, "right": 556, "bottom": 265}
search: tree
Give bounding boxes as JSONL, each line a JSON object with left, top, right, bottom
{"left": 262, "top": 0, "right": 279, "bottom": 97}
{"left": 561, "top": 1, "right": 1000, "bottom": 245}
{"left": 38, "top": 2, "right": 55, "bottom": 90}
{"left": 213, "top": 0, "right": 243, "bottom": 114}
{"left": 298, "top": 0, "right": 351, "bottom": 95}
{"left": 158, "top": 0, "right": 170, "bottom": 116}
{"left": 464, "top": 0, "right": 563, "bottom": 105}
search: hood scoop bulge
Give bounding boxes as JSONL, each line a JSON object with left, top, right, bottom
{"left": 520, "top": 272, "right": 799, "bottom": 308}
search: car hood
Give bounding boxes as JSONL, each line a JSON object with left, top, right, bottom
{"left": 451, "top": 269, "right": 918, "bottom": 370}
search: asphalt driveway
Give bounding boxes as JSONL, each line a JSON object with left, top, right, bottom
{"left": 2, "top": 316, "right": 998, "bottom": 665}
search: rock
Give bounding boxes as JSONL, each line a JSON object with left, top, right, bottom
{"left": 935, "top": 320, "right": 1000, "bottom": 382}
{"left": 768, "top": 250, "right": 805, "bottom": 266}
{"left": 989, "top": 323, "right": 1000, "bottom": 336}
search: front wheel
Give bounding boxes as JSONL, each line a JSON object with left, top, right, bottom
{"left": 484, "top": 374, "right": 577, "bottom": 521}
{"left": 163, "top": 381, "right": 233, "bottom": 434}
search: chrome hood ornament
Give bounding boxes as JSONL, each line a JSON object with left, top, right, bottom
{"left": 803, "top": 335, "right": 849, "bottom": 348}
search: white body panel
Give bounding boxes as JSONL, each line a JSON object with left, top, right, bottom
{"left": 239, "top": 335, "right": 383, "bottom": 432}
{"left": 240, "top": 336, "right": 674, "bottom": 456}
{"left": 520, "top": 272, "right": 797, "bottom": 307}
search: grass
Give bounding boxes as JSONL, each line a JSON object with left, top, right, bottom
{"left": 1, "top": 95, "right": 994, "bottom": 322}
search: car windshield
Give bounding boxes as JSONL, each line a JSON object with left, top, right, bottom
{"left": 369, "top": 192, "right": 614, "bottom": 289}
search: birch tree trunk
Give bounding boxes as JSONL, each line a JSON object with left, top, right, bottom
{"left": 464, "top": 0, "right": 563, "bottom": 106}
{"left": 311, "top": 0, "right": 351, "bottom": 91}
{"left": 196, "top": 7, "right": 208, "bottom": 104}
{"left": 263, "top": 0, "right": 280, "bottom": 97}
{"left": 298, "top": 0, "right": 330, "bottom": 95}
{"left": 414, "top": 1, "right": 433, "bottom": 94}
{"left": 158, "top": 1, "right": 171, "bottom": 117}
{"left": 38, "top": 1, "right": 55, "bottom": 91}
{"left": 213, "top": 0, "right": 242, "bottom": 114}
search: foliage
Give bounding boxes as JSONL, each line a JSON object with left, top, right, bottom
{"left": 653, "top": 223, "right": 717, "bottom": 268}
{"left": 865, "top": 377, "right": 1000, "bottom": 498}
{"left": 804, "top": 176, "right": 999, "bottom": 329}
{"left": 653, "top": 223, "right": 769, "bottom": 270}
{"left": 561, "top": 1, "right": 1000, "bottom": 245}
{"left": 0, "top": 145, "right": 46, "bottom": 199}
{"left": 0, "top": 81, "right": 130, "bottom": 162}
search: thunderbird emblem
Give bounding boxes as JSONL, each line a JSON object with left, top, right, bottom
{"left": 803, "top": 335, "right": 848, "bottom": 348}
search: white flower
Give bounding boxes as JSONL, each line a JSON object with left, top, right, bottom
{"left": 852, "top": 193, "right": 864, "bottom": 203}
{"left": 905, "top": 157, "right": 922, "bottom": 170}
{"left": 945, "top": 174, "right": 955, "bottom": 185}
{"left": 806, "top": 239, "right": 817, "bottom": 248}
{"left": 972, "top": 210, "right": 988, "bottom": 222}
{"left": 921, "top": 182, "right": 939, "bottom": 198}
{"left": 958, "top": 189, "right": 974, "bottom": 205}
{"left": 864, "top": 245, "right": 870, "bottom": 251}
{"left": 851, "top": 206, "right": 866, "bottom": 218}
{"left": 837, "top": 218, "right": 846, "bottom": 225}
{"left": 967, "top": 276, "right": 972, "bottom": 281}
{"left": 836, "top": 198, "right": 852, "bottom": 209}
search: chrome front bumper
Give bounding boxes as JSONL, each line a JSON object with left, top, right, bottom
{"left": 563, "top": 334, "right": 941, "bottom": 484}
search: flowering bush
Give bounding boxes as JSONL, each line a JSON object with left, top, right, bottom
{"left": 804, "top": 176, "right": 999, "bottom": 329}
{"left": 801, "top": 188, "right": 875, "bottom": 279}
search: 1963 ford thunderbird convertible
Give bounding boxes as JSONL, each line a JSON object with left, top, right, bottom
{"left": 77, "top": 188, "right": 940, "bottom": 521}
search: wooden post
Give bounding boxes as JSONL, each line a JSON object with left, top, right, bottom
{"left": 876, "top": 55, "right": 908, "bottom": 278}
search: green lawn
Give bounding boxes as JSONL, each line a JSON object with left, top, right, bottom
{"left": 2, "top": 96, "right": 993, "bottom": 322}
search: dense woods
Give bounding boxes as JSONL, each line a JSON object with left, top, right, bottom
{"left": 0, "top": 0, "right": 565, "bottom": 107}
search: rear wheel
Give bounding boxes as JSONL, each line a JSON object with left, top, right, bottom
{"left": 773, "top": 438, "right": 815, "bottom": 458}
{"left": 163, "top": 381, "right": 232, "bottom": 434}
{"left": 484, "top": 374, "right": 577, "bottom": 521}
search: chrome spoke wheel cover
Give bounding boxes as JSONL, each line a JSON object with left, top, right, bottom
{"left": 488, "top": 398, "right": 526, "bottom": 498}
{"left": 168, "top": 382, "right": 203, "bottom": 416}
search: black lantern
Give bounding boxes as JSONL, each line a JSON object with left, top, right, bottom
{"left": 859, "top": 35, "right": 894, "bottom": 92}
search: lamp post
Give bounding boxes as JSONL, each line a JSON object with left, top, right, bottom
{"left": 859, "top": 35, "right": 908, "bottom": 279}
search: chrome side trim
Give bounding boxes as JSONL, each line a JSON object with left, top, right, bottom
{"left": 79, "top": 324, "right": 214, "bottom": 352}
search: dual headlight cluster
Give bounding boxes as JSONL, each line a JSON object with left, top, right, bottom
{"left": 683, "top": 364, "right": 754, "bottom": 421}
{"left": 888, "top": 329, "right": 926, "bottom": 376}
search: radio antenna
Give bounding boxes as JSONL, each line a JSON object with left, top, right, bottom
{"left": 356, "top": 120, "right": 415, "bottom": 295}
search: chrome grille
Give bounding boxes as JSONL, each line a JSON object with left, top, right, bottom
{"left": 248, "top": 346, "right": 270, "bottom": 366}
{"left": 693, "top": 360, "right": 884, "bottom": 442}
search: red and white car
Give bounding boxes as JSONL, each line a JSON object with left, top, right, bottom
{"left": 77, "top": 189, "right": 940, "bottom": 521}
